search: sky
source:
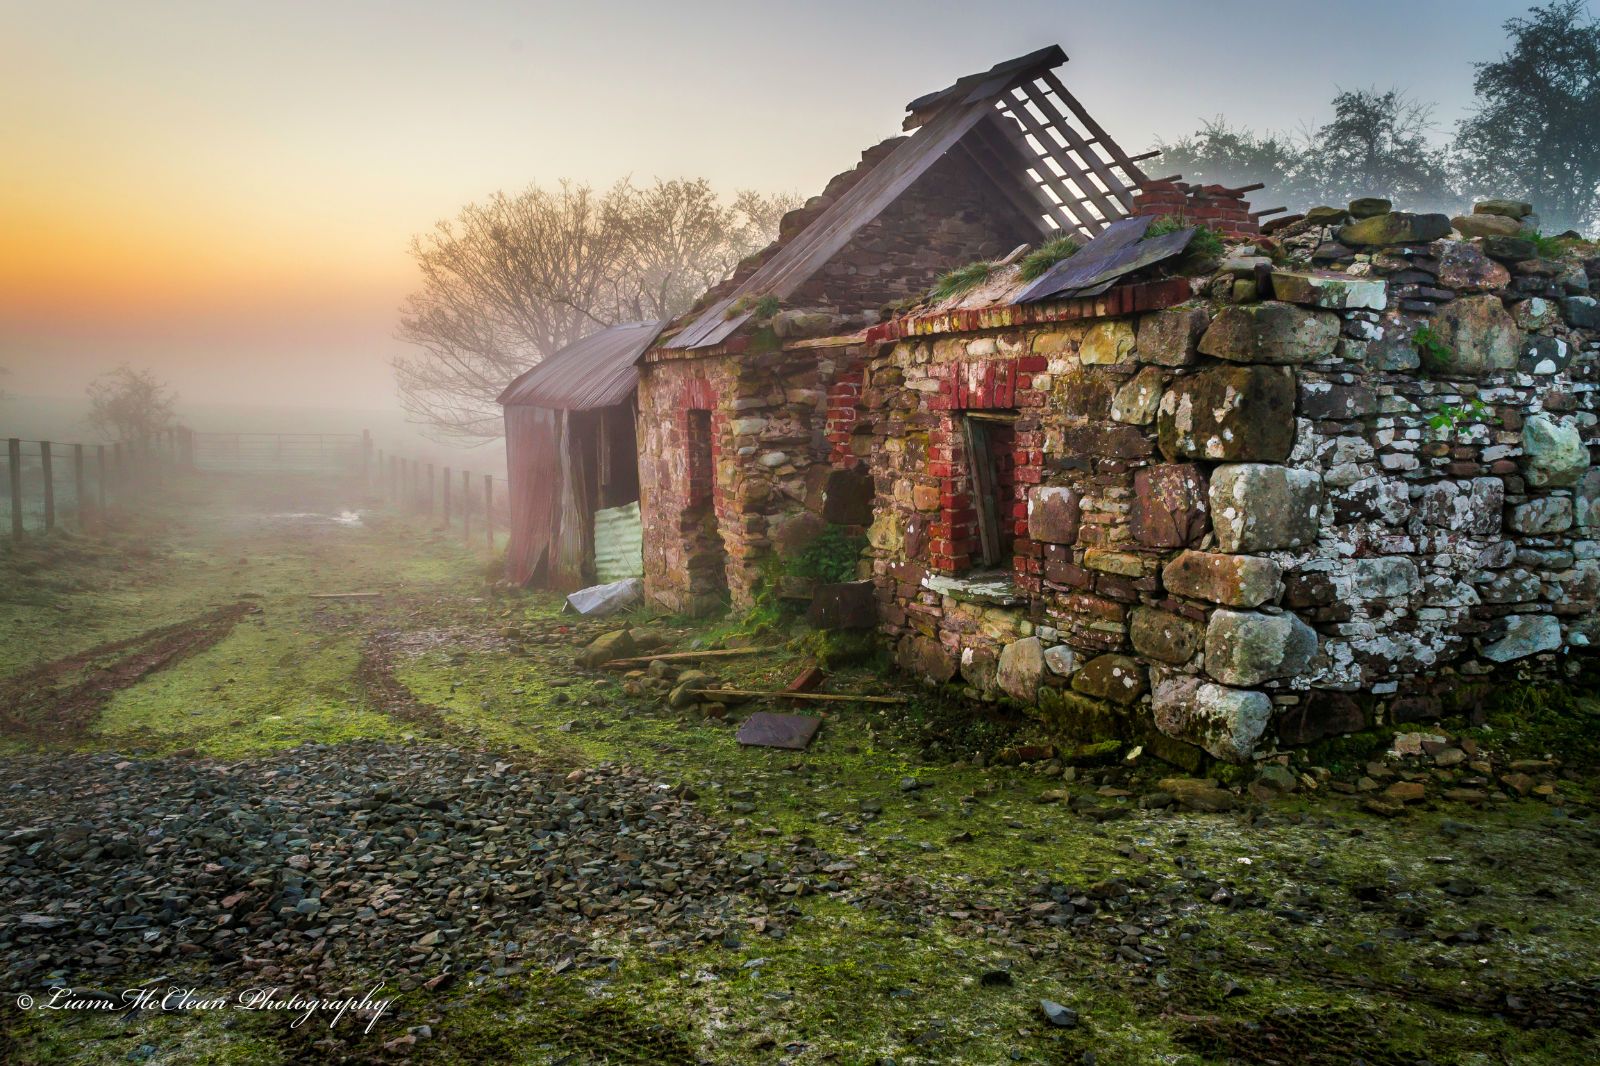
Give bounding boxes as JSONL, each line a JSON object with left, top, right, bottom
{"left": 0, "top": 0, "right": 1554, "bottom": 428}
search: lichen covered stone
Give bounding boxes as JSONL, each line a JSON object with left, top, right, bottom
{"left": 1209, "top": 464, "right": 1323, "bottom": 552}
{"left": 1204, "top": 609, "right": 1319, "bottom": 686}
{"left": 1156, "top": 365, "right": 1296, "bottom": 462}
{"left": 1198, "top": 302, "right": 1340, "bottom": 364}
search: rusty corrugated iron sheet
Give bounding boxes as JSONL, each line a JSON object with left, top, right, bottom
{"left": 497, "top": 321, "right": 663, "bottom": 410}
{"left": 503, "top": 405, "right": 562, "bottom": 587}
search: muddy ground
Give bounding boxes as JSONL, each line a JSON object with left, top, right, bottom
{"left": 0, "top": 473, "right": 1596, "bottom": 1065}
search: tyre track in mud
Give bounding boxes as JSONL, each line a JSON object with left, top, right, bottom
{"left": 0, "top": 602, "right": 260, "bottom": 744}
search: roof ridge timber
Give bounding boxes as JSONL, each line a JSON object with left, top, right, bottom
{"left": 657, "top": 43, "right": 1150, "bottom": 352}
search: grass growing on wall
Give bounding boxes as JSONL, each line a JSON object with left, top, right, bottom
{"left": 1017, "top": 235, "right": 1081, "bottom": 281}
{"left": 930, "top": 260, "right": 997, "bottom": 301}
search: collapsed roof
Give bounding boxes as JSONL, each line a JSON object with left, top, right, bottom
{"left": 660, "top": 44, "right": 1152, "bottom": 351}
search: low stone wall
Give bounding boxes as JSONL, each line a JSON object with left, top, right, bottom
{"left": 862, "top": 209, "right": 1599, "bottom": 764}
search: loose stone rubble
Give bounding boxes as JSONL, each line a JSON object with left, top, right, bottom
{"left": 0, "top": 744, "right": 843, "bottom": 994}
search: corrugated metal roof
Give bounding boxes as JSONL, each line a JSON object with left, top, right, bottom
{"left": 658, "top": 45, "right": 1150, "bottom": 353}
{"left": 497, "top": 321, "right": 664, "bottom": 410}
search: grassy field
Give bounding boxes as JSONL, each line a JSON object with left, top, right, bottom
{"left": 1, "top": 473, "right": 1596, "bottom": 1065}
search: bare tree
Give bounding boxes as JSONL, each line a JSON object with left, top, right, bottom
{"left": 86, "top": 365, "right": 176, "bottom": 443}
{"left": 395, "top": 179, "right": 797, "bottom": 443}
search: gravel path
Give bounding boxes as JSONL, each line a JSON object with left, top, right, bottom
{"left": 0, "top": 742, "right": 838, "bottom": 995}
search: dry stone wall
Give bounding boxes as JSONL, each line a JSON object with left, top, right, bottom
{"left": 862, "top": 207, "right": 1599, "bottom": 765}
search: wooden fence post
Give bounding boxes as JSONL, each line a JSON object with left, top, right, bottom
{"left": 112, "top": 442, "right": 123, "bottom": 492}
{"left": 427, "top": 463, "right": 435, "bottom": 516}
{"left": 7, "top": 438, "right": 21, "bottom": 538}
{"left": 97, "top": 445, "right": 107, "bottom": 517}
{"left": 40, "top": 441, "right": 55, "bottom": 530}
{"left": 73, "top": 444, "right": 86, "bottom": 528}
{"left": 442, "top": 466, "right": 452, "bottom": 527}
{"left": 461, "top": 470, "right": 471, "bottom": 545}
{"left": 484, "top": 473, "right": 494, "bottom": 550}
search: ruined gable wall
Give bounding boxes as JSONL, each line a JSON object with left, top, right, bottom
{"left": 863, "top": 233, "right": 1599, "bottom": 765}
{"left": 789, "top": 150, "right": 1042, "bottom": 313}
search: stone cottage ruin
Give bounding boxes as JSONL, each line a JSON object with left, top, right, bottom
{"left": 538, "top": 45, "right": 1600, "bottom": 767}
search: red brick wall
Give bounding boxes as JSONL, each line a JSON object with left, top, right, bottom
{"left": 1133, "top": 180, "right": 1258, "bottom": 238}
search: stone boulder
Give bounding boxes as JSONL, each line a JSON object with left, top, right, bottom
{"left": 1481, "top": 235, "right": 1536, "bottom": 263}
{"left": 996, "top": 636, "right": 1045, "bottom": 702}
{"left": 1043, "top": 644, "right": 1078, "bottom": 677}
{"left": 1522, "top": 413, "right": 1591, "bottom": 488}
{"left": 1436, "top": 240, "right": 1512, "bottom": 290}
{"left": 1136, "top": 306, "right": 1208, "bottom": 366}
{"left": 1198, "top": 302, "right": 1340, "bottom": 364}
{"left": 1157, "top": 776, "right": 1239, "bottom": 812}
{"left": 1475, "top": 198, "right": 1533, "bottom": 219}
{"left": 1071, "top": 654, "right": 1147, "bottom": 705}
{"left": 1269, "top": 271, "right": 1386, "bottom": 311}
{"left": 1152, "top": 672, "right": 1273, "bottom": 763}
{"left": 1347, "top": 558, "right": 1418, "bottom": 600}
{"left": 1337, "top": 212, "right": 1451, "bottom": 246}
{"left": 1577, "top": 469, "right": 1600, "bottom": 531}
{"left": 1414, "top": 478, "right": 1504, "bottom": 535}
{"left": 1348, "top": 197, "right": 1392, "bottom": 218}
{"left": 1162, "top": 550, "right": 1282, "bottom": 607}
{"left": 1480, "top": 614, "right": 1562, "bottom": 662}
{"left": 1111, "top": 366, "right": 1166, "bottom": 425}
{"left": 1509, "top": 497, "right": 1573, "bottom": 535}
{"left": 1204, "top": 609, "right": 1319, "bottom": 686}
{"left": 578, "top": 628, "right": 636, "bottom": 668}
{"left": 1451, "top": 213, "right": 1523, "bottom": 239}
{"left": 1428, "top": 294, "right": 1519, "bottom": 376}
{"left": 1157, "top": 366, "right": 1296, "bottom": 462}
{"left": 1079, "top": 320, "right": 1136, "bottom": 365}
{"left": 1130, "top": 606, "right": 1204, "bottom": 664}
{"left": 1028, "top": 486, "right": 1081, "bottom": 544}
{"left": 1564, "top": 296, "right": 1600, "bottom": 329}
{"left": 1130, "top": 464, "right": 1208, "bottom": 548}
{"left": 1209, "top": 464, "right": 1323, "bottom": 552}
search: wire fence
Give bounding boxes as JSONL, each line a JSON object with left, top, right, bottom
{"left": 3, "top": 425, "right": 512, "bottom": 554}
{"left": 2, "top": 433, "right": 184, "bottom": 538}
{"left": 192, "top": 432, "right": 365, "bottom": 473}
{"left": 369, "top": 448, "right": 511, "bottom": 551}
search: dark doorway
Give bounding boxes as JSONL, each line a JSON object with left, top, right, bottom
{"left": 962, "top": 412, "right": 1018, "bottom": 571}
{"left": 683, "top": 409, "right": 728, "bottom": 608}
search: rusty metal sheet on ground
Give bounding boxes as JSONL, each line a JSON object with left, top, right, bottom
{"left": 736, "top": 712, "right": 822, "bottom": 750}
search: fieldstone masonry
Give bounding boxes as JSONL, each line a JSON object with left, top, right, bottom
{"left": 856, "top": 200, "right": 1600, "bottom": 764}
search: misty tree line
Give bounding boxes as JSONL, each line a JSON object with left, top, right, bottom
{"left": 396, "top": 1, "right": 1600, "bottom": 443}
{"left": 1153, "top": 2, "right": 1600, "bottom": 233}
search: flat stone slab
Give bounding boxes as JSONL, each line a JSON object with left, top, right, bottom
{"left": 736, "top": 712, "right": 822, "bottom": 750}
